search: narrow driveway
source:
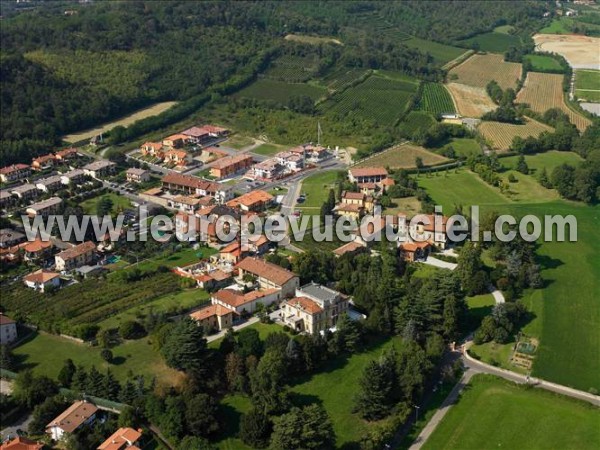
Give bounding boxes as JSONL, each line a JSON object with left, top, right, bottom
{"left": 205, "top": 317, "right": 260, "bottom": 343}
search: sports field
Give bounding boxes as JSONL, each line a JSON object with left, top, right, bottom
{"left": 448, "top": 53, "right": 522, "bottom": 90}
{"left": 423, "top": 375, "right": 600, "bottom": 450}
{"left": 478, "top": 118, "right": 554, "bottom": 151}
{"left": 355, "top": 143, "right": 449, "bottom": 169}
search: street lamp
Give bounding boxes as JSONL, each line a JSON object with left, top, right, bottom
{"left": 413, "top": 404, "right": 421, "bottom": 422}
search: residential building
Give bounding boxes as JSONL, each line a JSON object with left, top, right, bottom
{"left": 140, "top": 142, "right": 164, "bottom": 158}
{"left": 333, "top": 191, "right": 374, "bottom": 219}
{"left": 60, "top": 169, "right": 86, "bottom": 185}
{"left": 55, "top": 241, "right": 96, "bottom": 271}
{"left": 0, "top": 437, "right": 44, "bottom": 450}
{"left": 36, "top": 175, "right": 63, "bottom": 193}
{"left": 0, "top": 314, "right": 18, "bottom": 345}
{"left": 202, "top": 124, "right": 229, "bottom": 137}
{"left": 97, "top": 427, "right": 142, "bottom": 450}
{"left": 282, "top": 283, "right": 349, "bottom": 334}
{"left": 332, "top": 241, "right": 367, "bottom": 257}
{"left": 126, "top": 168, "right": 151, "bottom": 184}
{"left": 0, "top": 164, "right": 31, "bottom": 183}
{"left": 236, "top": 257, "right": 299, "bottom": 297}
{"left": 22, "top": 238, "right": 54, "bottom": 262}
{"left": 399, "top": 213, "right": 451, "bottom": 249}
{"left": 83, "top": 160, "right": 116, "bottom": 179}
{"left": 226, "top": 190, "right": 273, "bottom": 212}
{"left": 162, "top": 134, "right": 190, "bottom": 149}
{"left": 161, "top": 173, "right": 232, "bottom": 202}
{"left": 0, "top": 228, "right": 26, "bottom": 248}
{"left": 0, "top": 190, "right": 14, "bottom": 209}
{"left": 167, "top": 195, "right": 202, "bottom": 214}
{"left": 11, "top": 184, "right": 39, "bottom": 201}
{"left": 190, "top": 304, "right": 235, "bottom": 331}
{"left": 163, "top": 150, "right": 191, "bottom": 166}
{"left": 210, "top": 154, "right": 253, "bottom": 179}
{"left": 26, "top": 197, "right": 63, "bottom": 218}
{"left": 348, "top": 167, "right": 388, "bottom": 184}
{"left": 275, "top": 151, "right": 305, "bottom": 172}
{"left": 212, "top": 288, "right": 281, "bottom": 315}
{"left": 31, "top": 153, "right": 56, "bottom": 171}
{"left": 181, "top": 126, "right": 210, "bottom": 144}
{"left": 55, "top": 148, "right": 79, "bottom": 162}
{"left": 399, "top": 241, "right": 431, "bottom": 262}
{"left": 46, "top": 401, "right": 98, "bottom": 441}
{"left": 251, "top": 159, "right": 284, "bottom": 180}
{"left": 23, "top": 269, "right": 61, "bottom": 292}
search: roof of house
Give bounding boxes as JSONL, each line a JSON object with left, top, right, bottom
{"left": 37, "top": 175, "right": 63, "bottom": 186}
{"left": 22, "top": 238, "right": 53, "bottom": 253}
{"left": 0, "top": 228, "right": 26, "bottom": 244}
{"left": 413, "top": 214, "right": 449, "bottom": 232}
{"left": 342, "top": 191, "right": 365, "bottom": 200}
{"left": 226, "top": 190, "right": 273, "bottom": 209}
{"left": 84, "top": 160, "right": 115, "bottom": 171}
{"left": 32, "top": 154, "right": 56, "bottom": 164}
{"left": 181, "top": 126, "right": 210, "bottom": 138}
{"left": 126, "top": 168, "right": 149, "bottom": 176}
{"left": 211, "top": 154, "right": 253, "bottom": 170}
{"left": 0, "top": 437, "right": 44, "bottom": 450}
{"left": 164, "top": 133, "right": 190, "bottom": 142}
{"left": 0, "top": 314, "right": 16, "bottom": 326}
{"left": 349, "top": 167, "right": 388, "bottom": 177}
{"left": 196, "top": 204, "right": 241, "bottom": 220}
{"left": 173, "top": 195, "right": 201, "bottom": 206}
{"left": 357, "top": 182, "right": 377, "bottom": 189}
{"left": 0, "top": 164, "right": 30, "bottom": 174}
{"left": 202, "top": 125, "right": 228, "bottom": 134}
{"left": 11, "top": 184, "right": 38, "bottom": 194}
{"left": 97, "top": 427, "right": 142, "bottom": 450}
{"left": 400, "top": 241, "right": 432, "bottom": 252}
{"left": 162, "top": 173, "right": 221, "bottom": 192}
{"left": 335, "top": 203, "right": 362, "bottom": 213}
{"left": 0, "top": 190, "right": 11, "bottom": 199}
{"left": 165, "top": 150, "right": 188, "bottom": 159}
{"left": 56, "top": 241, "right": 96, "bottom": 261}
{"left": 381, "top": 178, "right": 396, "bottom": 186}
{"left": 62, "top": 169, "right": 85, "bottom": 179}
{"left": 213, "top": 288, "right": 280, "bottom": 308}
{"left": 298, "top": 282, "right": 342, "bottom": 304}
{"left": 23, "top": 269, "right": 60, "bottom": 284}
{"left": 236, "top": 257, "right": 297, "bottom": 286}
{"left": 56, "top": 148, "right": 78, "bottom": 158}
{"left": 27, "top": 197, "right": 62, "bottom": 211}
{"left": 190, "top": 304, "right": 233, "bottom": 321}
{"left": 333, "top": 241, "right": 366, "bottom": 256}
{"left": 285, "top": 296, "right": 323, "bottom": 315}
{"left": 142, "top": 141, "right": 163, "bottom": 150}
{"left": 46, "top": 401, "right": 98, "bottom": 433}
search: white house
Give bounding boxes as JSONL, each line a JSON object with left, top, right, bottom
{"left": 46, "top": 401, "right": 98, "bottom": 441}
{"left": 0, "top": 314, "right": 18, "bottom": 345}
{"left": 23, "top": 269, "right": 61, "bottom": 293}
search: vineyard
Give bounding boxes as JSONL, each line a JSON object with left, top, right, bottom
{"left": 321, "top": 67, "right": 371, "bottom": 91}
{"left": 416, "top": 83, "right": 456, "bottom": 115}
{"left": 262, "top": 54, "right": 320, "bottom": 82}
{"left": 449, "top": 53, "right": 522, "bottom": 90}
{"left": 321, "top": 74, "right": 418, "bottom": 126}
{"left": 478, "top": 118, "right": 554, "bottom": 151}
{"left": 355, "top": 142, "right": 449, "bottom": 169}
{"left": 398, "top": 111, "right": 436, "bottom": 137}
{"left": 516, "top": 72, "right": 592, "bottom": 131}
{"left": 235, "top": 79, "right": 326, "bottom": 103}
{"left": 1, "top": 271, "right": 181, "bottom": 335}
{"left": 446, "top": 83, "right": 495, "bottom": 118}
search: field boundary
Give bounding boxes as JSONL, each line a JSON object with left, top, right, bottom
{"left": 442, "top": 49, "right": 475, "bottom": 71}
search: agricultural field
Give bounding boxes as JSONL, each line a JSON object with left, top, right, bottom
{"left": 321, "top": 74, "right": 418, "bottom": 126}
{"left": 320, "top": 67, "right": 370, "bottom": 91}
{"left": 516, "top": 72, "right": 592, "bottom": 131}
{"left": 402, "top": 37, "right": 467, "bottom": 64}
{"left": 423, "top": 375, "right": 600, "bottom": 450}
{"left": 262, "top": 54, "right": 320, "bottom": 82}
{"left": 448, "top": 53, "right": 522, "bottom": 90}
{"left": 478, "top": 118, "right": 554, "bottom": 152}
{"left": 445, "top": 83, "right": 496, "bottom": 118}
{"left": 523, "top": 54, "right": 565, "bottom": 73}
{"left": 416, "top": 83, "right": 456, "bottom": 115}
{"left": 533, "top": 34, "right": 600, "bottom": 70}
{"left": 355, "top": 143, "right": 449, "bottom": 170}
{"left": 575, "top": 69, "right": 600, "bottom": 102}
{"left": 62, "top": 101, "right": 177, "bottom": 144}
{"left": 458, "top": 31, "right": 521, "bottom": 53}
{"left": 398, "top": 111, "right": 436, "bottom": 137}
{"left": 235, "top": 79, "right": 326, "bottom": 103}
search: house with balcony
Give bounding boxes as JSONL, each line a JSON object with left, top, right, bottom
{"left": 348, "top": 167, "right": 388, "bottom": 184}
{"left": 46, "top": 401, "right": 98, "bottom": 442}
{"left": 140, "top": 142, "right": 164, "bottom": 158}
{"left": 126, "top": 168, "right": 151, "bottom": 184}
{"left": 36, "top": 175, "right": 63, "bottom": 193}
{"left": 60, "top": 169, "right": 86, "bottom": 185}
{"left": 26, "top": 197, "right": 63, "bottom": 218}
{"left": 210, "top": 154, "right": 254, "bottom": 179}
{"left": 23, "top": 269, "right": 61, "bottom": 292}
{"left": 236, "top": 256, "right": 299, "bottom": 297}
{"left": 55, "top": 241, "right": 96, "bottom": 271}
{"left": 31, "top": 153, "right": 56, "bottom": 171}
{"left": 0, "top": 164, "right": 31, "bottom": 183}
{"left": 83, "top": 160, "right": 116, "bottom": 179}
{"left": 11, "top": 184, "right": 39, "bottom": 202}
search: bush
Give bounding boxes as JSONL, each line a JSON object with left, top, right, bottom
{"left": 119, "top": 320, "right": 146, "bottom": 340}
{"left": 100, "top": 349, "right": 113, "bottom": 362}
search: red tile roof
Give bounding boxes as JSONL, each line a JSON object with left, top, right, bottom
{"left": 23, "top": 269, "right": 60, "bottom": 284}
{"left": 0, "top": 164, "right": 30, "bottom": 174}
{"left": 400, "top": 241, "right": 431, "bottom": 252}
{"left": 162, "top": 173, "right": 220, "bottom": 192}
{"left": 349, "top": 167, "right": 388, "bottom": 177}
{"left": 22, "top": 238, "right": 53, "bottom": 253}
{"left": 285, "top": 296, "right": 323, "bottom": 315}
{"left": 211, "top": 154, "right": 253, "bottom": 170}
{"left": 98, "top": 427, "right": 142, "bottom": 450}
{"left": 236, "top": 257, "right": 296, "bottom": 286}
{"left": 0, "top": 314, "right": 16, "bottom": 326}
{"left": 47, "top": 401, "right": 98, "bottom": 433}
{"left": 56, "top": 241, "right": 96, "bottom": 261}
{"left": 0, "top": 437, "right": 44, "bottom": 450}
{"left": 213, "top": 288, "right": 280, "bottom": 308}
{"left": 342, "top": 191, "right": 365, "bottom": 200}
{"left": 190, "top": 304, "right": 233, "bottom": 321}
{"left": 226, "top": 190, "right": 273, "bottom": 209}
{"left": 333, "top": 241, "right": 366, "bottom": 256}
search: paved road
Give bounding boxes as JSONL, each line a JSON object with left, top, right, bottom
{"left": 205, "top": 316, "right": 260, "bottom": 343}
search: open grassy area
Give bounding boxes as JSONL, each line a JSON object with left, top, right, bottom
{"left": 402, "top": 37, "right": 466, "bottom": 64}
{"left": 251, "top": 143, "right": 285, "bottom": 156}
{"left": 297, "top": 170, "right": 341, "bottom": 209}
{"left": 81, "top": 192, "right": 132, "bottom": 215}
{"left": 133, "top": 246, "right": 217, "bottom": 272}
{"left": 13, "top": 332, "right": 183, "bottom": 387}
{"left": 355, "top": 143, "right": 449, "bottom": 170}
{"left": 422, "top": 374, "right": 600, "bottom": 450}
{"left": 539, "top": 18, "right": 572, "bottom": 34}
{"left": 223, "top": 135, "right": 255, "bottom": 150}
{"left": 458, "top": 32, "right": 521, "bottom": 53}
{"left": 524, "top": 54, "right": 565, "bottom": 73}
{"left": 384, "top": 196, "right": 422, "bottom": 215}
{"left": 500, "top": 169, "right": 560, "bottom": 203}
{"left": 208, "top": 322, "right": 286, "bottom": 349}
{"left": 444, "top": 138, "right": 481, "bottom": 158}
{"left": 500, "top": 150, "right": 584, "bottom": 174}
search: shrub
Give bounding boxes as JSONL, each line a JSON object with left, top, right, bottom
{"left": 119, "top": 320, "right": 146, "bottom": 340}
{"left": 100, "top": 349, "right": 113, "bottom": 362}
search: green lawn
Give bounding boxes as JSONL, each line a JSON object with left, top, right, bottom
{"left": 224, "top": 135, "right": 255, "bottom": 150}
{"left": 208, "top": 322, "right": 286, "bottom": 349}
{"left": 446, "top": 138, "right": 481, "bottom": 158}
{"left": 133, "top": 247, "right": 217, "bottom": 272}
{"left": 297, "top": 170, "right": 341, "bottom": 209}
{"left": 575, "top": 69, "right": 600, "bottom": 102}
{"left": 216, "top": 395, "right": 254, "bottom": 450}
{"left": 13, "top": 332, "right": 182, "bottom": 387}
{"left": 500, "top": 169, "right": 560, "bottom": 203}
{"left": 251, "top": 143, "right": 284, "bottom": 156}
{"left": 500, "top": 151, "right": 584, "bottom": 174}
{"left": 524, "top": 54, "right": 564, "bottom": 73}
{"left": 403, "top": 37, "right": 466, "bottom": 64}
{"left": 466, "top": 293, "right": 496, "bottom": 331}
{"left": 539, "top": 18, "right": 572, "bottom": 34}
{"left": 423, "top": 374, "right": 600, "bottom": 450}
{"left": 98, "top": 288, "right": 210, "bottom": 330}
{"left": 81, "top": 193, "right": 131, "bottom": 215}
{"left": 458, "top": 32, "right": 521, "bottom": 53}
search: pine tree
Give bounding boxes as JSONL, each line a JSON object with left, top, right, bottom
{"left": 57, "top": 359, "right": 76, "bottom": 387}
{"left": 86, "top": 366, "right": 105, "bottom": 396}
{"left": 240, "top": 408, "right": 271, "bottom": 448}
{"left": 120, "top": 380, "right": 138, "bottom": 405}
{"left": 71, "top": 366, "right": 88, "bottom": 393}
{"left": 516, "top": 155, "right": 529, "bottom": 174}
{"left": 353, "top": 355, "right": 396, "bottom": 420}
{"left": 161, "top": 317, "right": 208, "bottom": 375}
{"left": 104, "top": 370, "right": 121, "bottom": 401}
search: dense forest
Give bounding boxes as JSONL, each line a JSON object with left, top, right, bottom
{"left": 1, "top": 0, "right": 550, "bottom": 164}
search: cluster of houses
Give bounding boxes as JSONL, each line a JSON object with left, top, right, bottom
{"left": 247, "top": 144, "right": 329, "bottom": 181}
{"left": 139, "top": 124, "right": 229, "bottom": 168}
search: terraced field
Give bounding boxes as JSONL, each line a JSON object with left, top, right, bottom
{"left": 321, "top": 74, "right": 418, "bottom": 126}
{"left": 449, "top": 53, "right": 522, "bottom": 90}
{"left": 478, "top": 118, "right": 554, "bottom": 151}
{"left": 416, "top": 82, "right": 456, "bottom": 115}
{"left": 321, "top": 67, "right": 370, "bottom": 91}
{"left": 516, "top": 72, "right": 592, "bottom": 131}
{"left": 355, "top": 142, "right": 449, "bottom": 169}
{"left": 262, "top": 54, "right": 320, "bottom": 82}
{"left": 446, "top": 83, "right": 495, "bottom": 118}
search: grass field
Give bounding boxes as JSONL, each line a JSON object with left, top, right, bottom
{"left": 500, "top": 169, "right": 560, "bottom": 203}
{"left": 445, "top": 138, "right": 481, "bottom": 158}
{"left": 449, "top": 53, "right": 522, "bottom": 91}
{"left": 524, "top": 54, "right": 565, "bottom": 73}
{"left": 533, "top": 34, "right": 600, "bottom": 71}
{"left": 575, "top": 69, "right": 600, "bottom": 102}
{"left": 297, "top": 170, "right": 341, "bottom": 209}
{"left": 384, "top": 196, "right": 422, "bottom": 215}
{"left": 355, "top": 143, "right": 449, "bottom": 170}
{"left": 63, "top": 101, "right": 177, "bottom": 144}
{"left": 132, "top": 247, "right": 217, "bottom": 272}
{"left": 466, "top": 294, "right": 496, "bottom": 331}
{"left": 478, "top": 118, "right": 554, "bottom": 151}
{"left": 81, "top": 192, "right": 132, "bottom": 215}
{"left": 403, "top": 37, "right": 466, "bottom": 64}
{"left": 251, "top": 143, "right": 285, "bottom": 156}
{"left": 223, "top": 135, "right": 255, "bottom": 150}
{"left": 235, "top": 79, "right": 326, "bottom": 103}
{"left": 321, "top": 74, "right": 418, "bottom": 126}
{"left": 445, "top": 83, "right": 495, "bottom": 118}
{"left": 516, "top": 72, "right": 592, "bottom": 132}
{"left": 501, "top": 150, "right": 584, "bottom": 175}
{"left": 539, "top": 18, "right": 572, "bottom": 34}
{"left": 422, "top": 374, "right": 600, "bottom": 450}
{"left": 14, "top": 331, "right": 183, "bottom": 387}
{"left": 416, "top": 83, "right": 456, "bottom": 115}
{"left": 208, "top": 322, "right": 285, "bottom": 350}
{"left": 458, "top": 32, "right": 521, "bottom": 53}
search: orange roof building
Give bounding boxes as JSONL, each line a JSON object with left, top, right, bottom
{"left": 46, "top": 401, "right": 98, "bottom": 441}
{"left": 226, "top": 190, "right": 274, "bottom": 212}
{"left": 97, "top": 427, "right": 142, "bottom": 450}
{"left": 236, "top": 257, "right": 299, "bottom": 297}
{"left": 210, "top": 154, "right": 253, "bottom": 179}
{"left": 0, "top": 437, "right": 44, "bottom": 450}
{"left": 348, "top": 167, "right": 388, "bottom": 183}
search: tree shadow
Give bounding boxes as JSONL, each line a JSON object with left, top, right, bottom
{"left": 109, "top": 356, "right": 126, "bottom": 366}
{"left": 288, "top": 392, "right": 322, "bottom": 408}
{"left": 537, "top": 254, "right": 563, "bottom": 270}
